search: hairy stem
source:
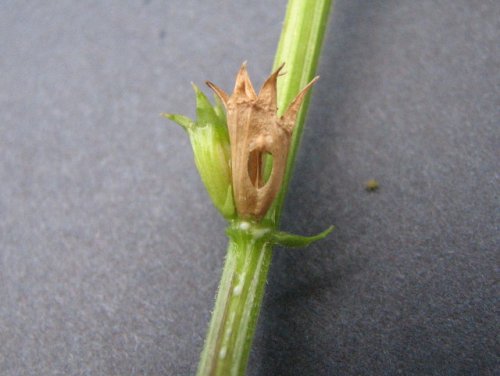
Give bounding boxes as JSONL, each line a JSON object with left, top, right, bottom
{"left": 197, "top": 222, "right": 272, "bottom": 376}
{"left": 197, "top": 1, "right": 333, "bottom": 375}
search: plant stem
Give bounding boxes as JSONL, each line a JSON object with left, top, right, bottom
{"left": 197, "top": 1, "right": 333, "bottom": 375}
{"left": 269, "top": 0, "right": 334, "bottom": 223}
{"left": 197, "top": 222, "right": 272, "bottom": 376}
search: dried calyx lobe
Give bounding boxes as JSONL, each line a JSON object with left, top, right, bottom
{"left": 207, "top": 63, "right": 318, "bottom": 221}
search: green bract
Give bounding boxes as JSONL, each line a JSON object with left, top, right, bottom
{"left": 226, "top": 221, "right": 334, "bottom": 248}
{"left": 163, "top": 85, "right": 235, "bottom": 219}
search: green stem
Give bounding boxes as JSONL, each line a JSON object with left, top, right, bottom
{"left": 197, "top": 222, "right": 272, "bottom": 376}
{"left": 269, "top": 0, "right": 334, "bottom": 223}
{"left": 197, "top": 1, "right": 333, "bottom": 375}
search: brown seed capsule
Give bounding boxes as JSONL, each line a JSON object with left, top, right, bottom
{"left": 207, "top": 63, "right": 318, "bottom": 221}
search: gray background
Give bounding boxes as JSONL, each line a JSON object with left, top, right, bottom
{"left": 0, "top": 1, "right": 498, "bottom": 375}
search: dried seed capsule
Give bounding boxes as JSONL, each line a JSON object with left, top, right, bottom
{"left": 207, "top": 63, "right": 318, "bottom": 221}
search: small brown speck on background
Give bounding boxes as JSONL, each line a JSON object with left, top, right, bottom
{"left": 365, "top": 179, "right": 379, "bottom": 192}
